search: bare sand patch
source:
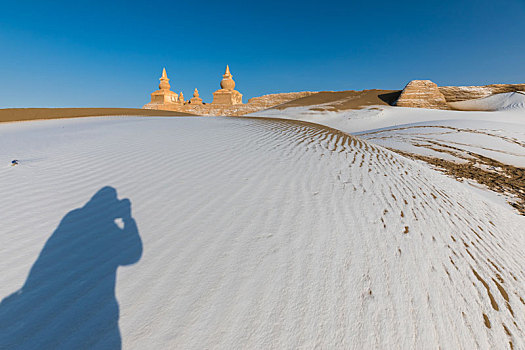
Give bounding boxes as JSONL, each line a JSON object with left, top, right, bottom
{"left": 393, "top": 149, "right": 525, "bottom": 215}
{"left": 0, "top": 108, "right": 194, "bottom": 123}
{"left": 273, "top": 89, "right": 401, "bottom": 111}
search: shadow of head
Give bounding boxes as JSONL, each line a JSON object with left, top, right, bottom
{"left": 85, "top": 186, "right": 131, "bottom": 222}
{"left": 0, "top": 186, "right": 142, "bottom": 349}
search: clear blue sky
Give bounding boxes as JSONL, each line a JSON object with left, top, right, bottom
{"left": 1, "top": 0, "right": 524, "bottom": 108}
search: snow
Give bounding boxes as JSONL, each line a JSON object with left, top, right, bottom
{"left": 1, "top": 116, "right": 524, "bottom": 349}
{"left": 250, "top": 104, "right": 525, "bottom": 168}
{"left": 450, "top": 92, "right": 525, "bottom": 111}
{"left": 457, "top": 179, "right": 517, "bottom": 211}
{"left": 250, "top": 103, "right": 525, "bottom": 134}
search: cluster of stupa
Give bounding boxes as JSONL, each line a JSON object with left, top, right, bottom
{"left": 143, "top": 65, "right": 243, "bottom": 110}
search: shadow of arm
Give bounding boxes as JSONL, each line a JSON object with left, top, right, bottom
{"left": 119, "top": 217, "right": 143, "bottom": 266}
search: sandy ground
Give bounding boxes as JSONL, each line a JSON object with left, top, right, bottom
{"left": 392, "top": 148, "right": 525, "bottom": 214}
{"left": 273, "top": 89, "right": 401, "bottom": 111}
{"left": 0, "top": 108, "right": 194, "bottom": 123}
{"left": 1, "top": 116, "right": 524, "bottom": 349}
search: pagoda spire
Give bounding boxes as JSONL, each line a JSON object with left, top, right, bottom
{"left": 220, "top": 65, "right": 235, "bottom": 90}
{"left": 159, "top": 68, "right": 170, "bottom": 90}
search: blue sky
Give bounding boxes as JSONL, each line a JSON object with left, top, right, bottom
{"left": 1, "top": 0, "right": 524, "bottom": 108}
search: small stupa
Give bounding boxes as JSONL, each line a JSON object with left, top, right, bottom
{"left": 147, "top": 68, "right": 179, "bottom": 106}
{"left": 190, "top": 88, "right": 203, "bottom": 105}
{"left": 212, "top": 65, "right": 243, "bottom": 105}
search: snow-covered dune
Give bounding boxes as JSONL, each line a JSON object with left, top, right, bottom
{"left": 252, "top": 104, "right": 525, "bottom": 168}
{"left": 1, "top": 117, "right": 524, "bottom": 349}
{"left": 450, "top": 92, "right": 525, "bottom": 111}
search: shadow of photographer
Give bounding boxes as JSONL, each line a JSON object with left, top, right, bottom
{"left": 0, "top": 186, "right": 142, "bottom": 349}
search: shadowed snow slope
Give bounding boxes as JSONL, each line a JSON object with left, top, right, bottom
{"left": 450, "top": 92, "right": 525, "bottom": 111}
{"left": 0, "top": 116, "right": 524, "bottom": 349}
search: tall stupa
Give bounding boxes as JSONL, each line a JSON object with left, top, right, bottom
{"left": 212, "top": 65, "right": 243, "bottom": 105}
{"left": 146, "top": 68, "right": 179, "bottom": 107}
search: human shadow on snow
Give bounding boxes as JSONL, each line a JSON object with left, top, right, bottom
{"left": 0, "top": 186, "right": 142, "bottom": 349}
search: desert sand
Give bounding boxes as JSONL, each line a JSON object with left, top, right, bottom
{"left": 0, "top": 108, "right": 193, "bottom": 123}
{"left": 274, "top": 89, "right": 401, "bottom": 111}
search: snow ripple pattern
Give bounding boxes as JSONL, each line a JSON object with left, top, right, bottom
{"left": 0, "top": 116, "right": 524, "bottom": 349}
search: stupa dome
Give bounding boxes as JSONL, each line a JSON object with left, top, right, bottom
{"left": 220, "top": 65, "right": 235, "bottom": 91}
{"left": 159, "top": 68, "right": 170, "bottom": 90}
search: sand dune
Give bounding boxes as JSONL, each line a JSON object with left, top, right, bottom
{"left": 273, "top": 89, "right": 400, "bottom": 111}
{"left": 0, "top": 108, "right": 193, "bottom": 123}
{"left": 450, "top": 92, "right": 525, "bottom": 111}
{"left": 252, "top": 99, "right": 525, "bottom": 213}
{"left": 1, "top": 116, "right": 524, "bottom": 349}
